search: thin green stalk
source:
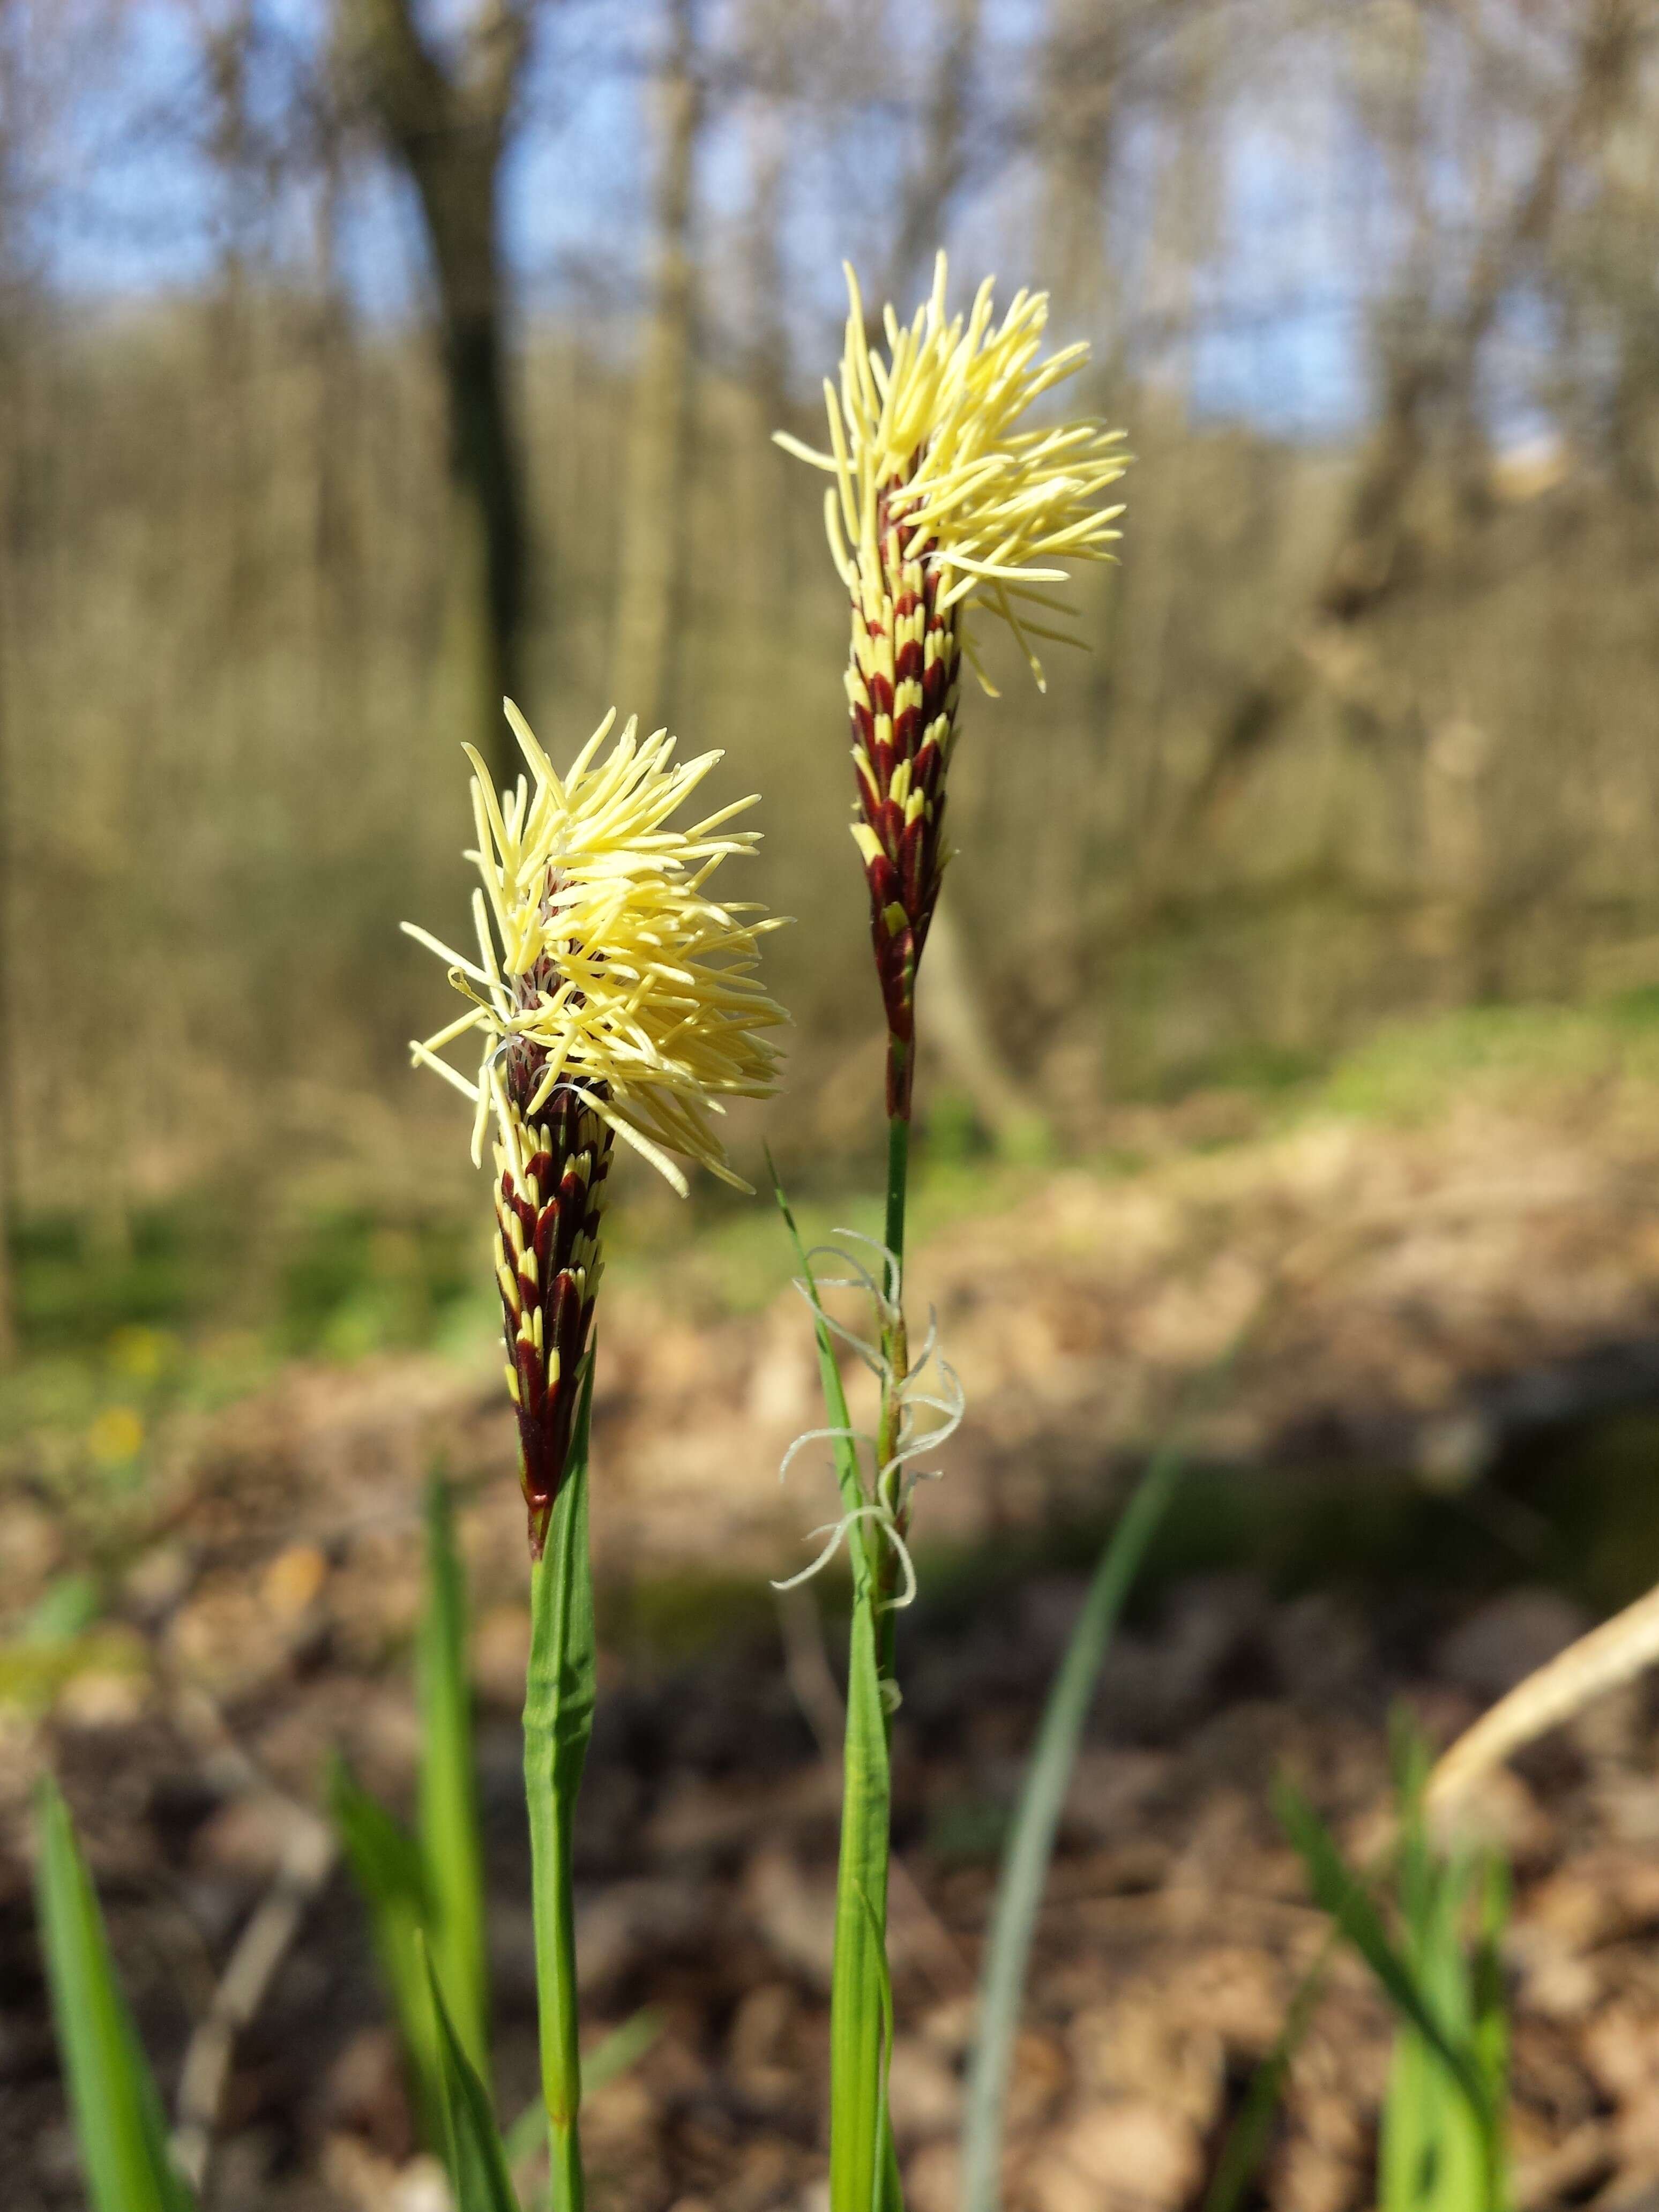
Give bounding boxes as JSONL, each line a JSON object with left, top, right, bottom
{"left": 883, "top": 1113, "right": 909, "bottom": 1293}
{"left": 961, "top": 1442, "right": 1185, "bottom": 2212}
{"left": 523, "top": 1367, "right": 597, "bottom": 2212}
{"left": 539, "top": 1800, "right": 583, "bottom": 2212}
{"left": 527, "top": 1573, "right": 585, "bottom": 2212}
{"left": 826, "top": 1107, "right": 912, "bottom": 2212}
{"left": 875, "top": 1112, "right": 912, "bottom": 1676}
{"left": 1204, "top": 1936, "right": 1335, "bottom": 2212}
{"left": 766, "top": 1152, "right": 871, "bottom": 1547}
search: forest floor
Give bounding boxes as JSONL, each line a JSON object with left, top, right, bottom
{"left": 11, "top": 1005, "right": 1659, "bottom": 2209}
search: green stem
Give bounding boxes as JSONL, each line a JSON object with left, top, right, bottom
{"left": 826, "top": 1108, "right": 914, "bottom": 2212}
{"left": 533, "top": 1792, "right": 583, "bottom": 2212}
{"left": 523, "top": 1382, "right": 598, "bottom": 2212}
{"left": 883, "top": 1112, "right": 909, "bottom": 1296}
{"left": 875, "top": 1110, "right": 912, "bottom": 1684}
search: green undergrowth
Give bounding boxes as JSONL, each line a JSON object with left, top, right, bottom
{"left": 1317, "top": 988, "right": 1659, "bottom": 1123}
{"left": 1113, "top": 986, "right": 1659, "bottom": 1135}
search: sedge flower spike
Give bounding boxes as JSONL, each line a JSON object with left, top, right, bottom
{"left": 405, "top": 701, "right": 786, "bottom": 1553}
{"left": 776, "top": 252, "right": 1128, "bottom": 1117}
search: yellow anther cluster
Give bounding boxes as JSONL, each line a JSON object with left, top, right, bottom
{"left": 776, "top": 253, "right": 1130, "bottom": 690}
{"left": 406, "top": 703, "right": 786, "bottom": 1195}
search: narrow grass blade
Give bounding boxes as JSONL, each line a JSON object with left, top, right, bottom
{"left": 419, "top": 1473, "right": 490, "bottom": 2079}
{"left": 502, "top": 2008, "right": 666, "bottom": 2172}
{"left": 330, "top": 1756, "right": 442, "bottom": 2142}
{"left": 1204, "top": 1937, "right": 1334, "bottom": 2212}
{"left": 582, "top": 2006, "right": 664, "bottom": 2097}
{"left": 1471, "top": 1856, "right": 1513, "bottom": 2211}
{"left": 829, "top": 1586, "right": 896, "bottom": 2212}
{"left": 34, "top": 1776, "right": 196, "bottom": 2212}
{"left": 864, "top": 1873, "right": 901, "bottom": 2212}
{"left": 502, "top": 2099, "right": 548, "bottom": 2180}
{"left": 1473, "top": 1854, "right": 1511, "bottom": 2113}
{"left": 524, "top": 1358, "right": 599, "bottom": 2212}
{"left": 1382, "top": 1878, "right": 1482, "bottom": 2211}
{"left": 961, "top": 1443, "right": 1184, "bottom": 2212}
{"left": 1274, "top": 1782, "right": 1488, "bottom": 2126}
{"left": 424, "top": 1944, "right": 520, "bottom": 2212}
{"left": 1384, "top": 1725, "right": 1511, "bottom": 2212}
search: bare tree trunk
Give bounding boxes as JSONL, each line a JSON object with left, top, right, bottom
{"left": 312, "top": 141, "right": 365, "bottom": 737}
{"left": 1037, "top": 0, "right": 1119, "bottom": 331}
{"left": 610, "top": 0, "right": 701, "bottom": 727}
{"left": 0, "top": 438, "right": 16, "bottom": 1367}
{"left": 0, "top": 3, "right": 23, "bottom": 1365}
{"left": 1133, "top": 0, "right": 1641, "bottom": 900}
{"left": 879, "top": 0, "right": 983, "bottom": 308}
{"left": 341, "top": 0, "right": 532, "bottom": 788}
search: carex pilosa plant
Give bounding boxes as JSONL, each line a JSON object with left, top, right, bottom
{"left": 775, "top": 253, "right": 1130, "bottom": 2212}
{"left": 398, "top": 703, "right": 785, "bottom": 2207}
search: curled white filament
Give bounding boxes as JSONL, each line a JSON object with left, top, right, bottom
{"left": 771, "top": 1230, "right": 963, "bottom": 1609}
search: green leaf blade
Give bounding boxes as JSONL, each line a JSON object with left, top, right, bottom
{"left": 1275, "top": 1782, "right": 1491, "bottom": 2132}
{"left": 1278, "top": 1785, "right": 1452, "bottom": 2068}
{"left": 828, "top": 1588, "right": 896, "bottom": 2212}
{"left": 424, "top": 1946, "right": 521, "bottom": 2212}
{"left": 1204, "top": 1938, "right": 1334, "bottom": 2212}
{"left": 420, "top": 1474, "right": 491, "bottom": 2079}
{"left": 961, "top": 1445, "right": 1183, "bottom": 2212}
{"left": 330, "top": 1755, "right": 443, "bottom": 2144}
{"left": 34, "top": 1776, "right": 196, "bottom": 2212}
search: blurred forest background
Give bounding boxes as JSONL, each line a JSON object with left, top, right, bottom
{"left": 18, "top": 12, "right": 1659, "bottom": 2207}
{"left": 4, "top": 0, "right": 1659, "bottom": 1362}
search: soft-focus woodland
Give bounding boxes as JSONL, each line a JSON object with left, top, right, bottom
{"left": 5, "top": 0, "right": 1659, "bottom": 1341}
{"left": 17, "top": 14, "right": 1659, "bottom": 2211}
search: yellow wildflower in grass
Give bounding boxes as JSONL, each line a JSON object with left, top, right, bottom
{"left": 406, "top": 701, "right": 786, "bottom": 1550}
{"left": 776, "top": 252, "right": 1129, "bottom": 1115}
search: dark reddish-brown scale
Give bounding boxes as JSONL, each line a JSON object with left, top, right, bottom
{"left": 900, "top": 820, "right": 925, "bottom": 911}
{"left": 847, "top": 505, "right": 963, "bottom": 1118}
{"left": 491, "top": 1066, "right": 615, "bottom": 1556}
{"left": 515, "top": 1336, "right": 544, "bottom": 1420}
